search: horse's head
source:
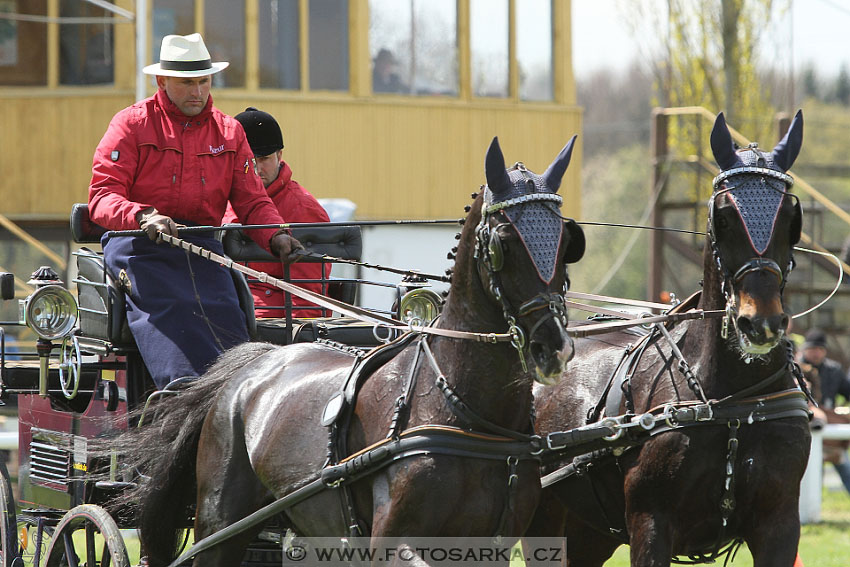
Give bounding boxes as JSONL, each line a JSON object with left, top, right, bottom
{"left": 708, "top": 110, "right": 803, "bottom": 356}
{"left": 474, "top": 136, "right": 585, "bottom": 385}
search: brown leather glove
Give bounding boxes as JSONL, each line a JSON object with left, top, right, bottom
{"left": 269, "top": 230, "right": 305, "bottom": 264}
{"left": 137, "top": 208, "right": 179, "bottom": 242}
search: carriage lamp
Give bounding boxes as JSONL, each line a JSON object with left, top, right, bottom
{"left": 20, "top": 267, "right": 78, "bottom": 397}
{"left": 22, "top": 284, "right": 78, "bottom": 341}
{"left": 398, "top": 288, "right": 443, "bottom": 327}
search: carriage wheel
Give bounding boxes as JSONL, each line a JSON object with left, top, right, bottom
{"left": 0, "top": 460, "right": 20, "bottom": 567}
{"left": 43, "top": 505, "right": 129, "bottom": 567}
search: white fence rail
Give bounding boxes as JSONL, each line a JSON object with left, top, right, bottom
{"left": 799, "top": 423, "right": 850, "bottom": 523}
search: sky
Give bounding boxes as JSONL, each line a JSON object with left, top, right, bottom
{"left": 572, "top": 0, "right": 850, "bottom": 79}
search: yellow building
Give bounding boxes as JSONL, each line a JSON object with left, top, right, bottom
{"left": 0, "top": 0, "right": 580, "bottom": 277}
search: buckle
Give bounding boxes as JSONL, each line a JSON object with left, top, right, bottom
{"left": 694, "top": 404, "right": 714, "bottom": 422}
{"left": 546, "top": 433, "right": 567, "bottom": 452}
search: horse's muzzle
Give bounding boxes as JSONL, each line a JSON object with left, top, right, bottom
{"left": 733, "top": 274, "right": 789, "bottom": 355}
{"left": 530, "top": 319, "right": 573, "bottom": 385}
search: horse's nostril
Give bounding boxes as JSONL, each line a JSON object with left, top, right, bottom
{"left": 736, "top": 316, "right": 755, "bottom": 337}
{"left": 530, "top": 341, "right": 549, "bottom": 362}
{"left": 779, "top": 314, "right": 790, "bottom": 333}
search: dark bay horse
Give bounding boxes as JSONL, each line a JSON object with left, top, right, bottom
{"left": 527, "top": 111, "right": 811, "bottom": 566}
{"left": 120, "top": 137, "right": 586, "bottom": 566}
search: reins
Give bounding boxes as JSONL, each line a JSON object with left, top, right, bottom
{"left": 148, "top": 233, "right": 520, "bottom": 345}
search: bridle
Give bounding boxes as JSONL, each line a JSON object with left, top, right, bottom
{"left": 707, "top": 160, "right": 799, "bottom": 339}
{"left": 474, "top": 163, "right": 569, "bottom": 371}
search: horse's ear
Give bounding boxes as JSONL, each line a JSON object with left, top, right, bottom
{"left": 772, "top": 109, "right": 803, "bottom": 172}
{"left": 562, "top": 218, "right": 585, "bottom": 264}
{"left": 710, "top": 112, "right": 743, "bottom": 172}
{"left": 542, "top": 135, "right": 577, "bottom": 193}
{"left": 485, "top": 137, "right": 511, "bottom": 197}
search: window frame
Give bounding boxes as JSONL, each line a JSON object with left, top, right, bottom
{"left": 0, "top": 0, "right": 568, "bottom": 106}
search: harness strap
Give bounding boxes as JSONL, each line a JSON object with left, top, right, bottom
{"left": 604, "top": 330, "right": 656, "bottom": 418}
{"left": 419, "top": 338, "right": 537, "bottom": 442}
{"left": 541, "top": 389, "right": 810, "bottom": 463}
{"left": 586, "top": 346, "right": 633, "bottom": 424}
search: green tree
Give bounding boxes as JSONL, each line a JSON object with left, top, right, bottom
{"left": 657, "top": 0, "right": 784, "bottom": 142}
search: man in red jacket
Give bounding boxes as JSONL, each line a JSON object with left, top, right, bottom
{"left": 223, "top": 107, "right": 330, "bottom": 318}
{"left": 88, "top": 33, "right": 301, "bottom": 388}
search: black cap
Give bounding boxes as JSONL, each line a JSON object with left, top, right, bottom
{"left": 235, "top": 107, "right": 284, "bottom": 157}
{"left": 803, "top": 328, "right": 827, "bottom": 350}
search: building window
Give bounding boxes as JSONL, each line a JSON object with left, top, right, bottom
{"left": 369, "top": 0, "right": 457, "bottom": 96}
{"left": 470, "top": 0, "right": 508, "bottom": 98}
{"left": 0, "top": 0, "right": 48, "bottom": 86}
{"left": 152, "top": 0, "right": 194, "bottom": 67}
{"left": 516, "top": 0, "right": 553, "bottom": 101}
{"left": 206, "top": 0, "right": 245, "bottom": 87}
{"left": 309, "top": 0, "right": 348, "bottom": 91}
{"left": 59, "top": 0, "right": 114, "bottom": 85}
{"left": 259, "top": 0, "right": 300, "bottom": 90}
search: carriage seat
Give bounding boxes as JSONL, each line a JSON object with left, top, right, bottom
{"left": 69, "top": 204, "right": 257, "bottom": 343}
{"left": 71, "top": 204, "right": 134, "bottom": 345}
{"left": 221, "top": 225, "right": 374, "bottom": 346}
{"left": 221, "top": 224, "right": 362, "bottom": 306}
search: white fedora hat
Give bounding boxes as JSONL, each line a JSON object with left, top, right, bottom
{"left": 142, "top": 33, "right": 229, "bottom": 77}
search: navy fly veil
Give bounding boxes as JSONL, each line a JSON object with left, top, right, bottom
{"left": 709, "top": 110, "right": 803, "bottom": 260}
{"left": 712, "top": 144, "right": 794, "bottom": 256}
{"left": 482, "top": 164, "right": 564, "bottom": 283}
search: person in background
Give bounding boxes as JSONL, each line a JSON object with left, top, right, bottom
{"left": 798, "top": 328, "right": 850, "bottom": 495}
{"left": 88, "top": 34, "right": 301, "bottom": 389}
{"left": 372, "top": 48, "right": 406, "bottom": 94}
{"left": 223, "top": 107, "right": 330, "bottom": 318}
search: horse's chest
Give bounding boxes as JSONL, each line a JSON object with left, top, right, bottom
{"left": 630, "top": 422, "right": 809, "bottom": 517}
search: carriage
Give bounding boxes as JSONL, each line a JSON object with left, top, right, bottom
{"left": 0, "top": 201, "right": 449, "bottom": 566}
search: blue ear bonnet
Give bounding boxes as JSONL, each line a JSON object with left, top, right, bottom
{"left": 483, "top": 164, "right": 563, "bottom": 283}
{"left": 712, "top": 145, "right": 794, "bottom": 256}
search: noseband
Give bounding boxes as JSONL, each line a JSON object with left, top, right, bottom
{"left": 708, "top": 161, "right": 797, "bottom": 339}
{"left": 475, "top": 166, "right": 568, "bottom": 370}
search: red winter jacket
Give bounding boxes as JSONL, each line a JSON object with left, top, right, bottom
{"left": 223, "top": 162, "right": 331, "bottom": 318}
{"left": 89, "top": 89, "right": 283, "bottom": 250}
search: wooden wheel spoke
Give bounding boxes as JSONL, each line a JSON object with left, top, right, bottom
{"left": 62, "top": 531, "right": 78, "bottom": 567}
{"left": 102, "top": 539, "right": 112, "bottom": 567}
{"left": 86, "top": 524, "right": 97, "bottom": 566}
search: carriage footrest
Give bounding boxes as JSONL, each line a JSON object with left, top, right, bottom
{"left": 94, "top": 481, "right": 137, "bottom": 490}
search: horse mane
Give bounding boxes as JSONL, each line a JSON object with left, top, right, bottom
{"left": 440, "top": 189, "right": 500, "bottom": 330}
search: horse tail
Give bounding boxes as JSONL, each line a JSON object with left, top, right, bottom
{"left": 109, "top": 342, "right": 278, "bottom": 567}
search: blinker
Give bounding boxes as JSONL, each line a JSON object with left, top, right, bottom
{"left": 488, "top": 230, "right": 504, "bottom": 271}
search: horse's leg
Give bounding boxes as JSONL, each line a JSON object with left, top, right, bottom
{"left": 191, "top": 408, "right": 272, "bottom": 567}
{"left": 626, "top": 511, "right": 672, "bottom": 567}
{"left": 523, "top": 495, "right": 567, "bottom": 567}
{"left": 744, "top": 508, "right": 801, "bottom": 567}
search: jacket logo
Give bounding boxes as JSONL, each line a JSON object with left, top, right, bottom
{"left": 209, "top": 144, "right": 225, "bottom": 154}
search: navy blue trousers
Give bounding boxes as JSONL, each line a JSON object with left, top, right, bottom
{"left": 103, "top": 234, "right": 249, "bottom": 388}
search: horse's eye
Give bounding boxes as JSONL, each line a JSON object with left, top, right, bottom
{"left": 715, "top": 217, "right": 728, "bottom": 230}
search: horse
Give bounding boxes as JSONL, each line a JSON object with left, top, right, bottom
{"left": 117, "top": 136, "right": 586, "bottom": 566}
{"left": 526, "top": 111, "right": 812, "bottom": 567}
